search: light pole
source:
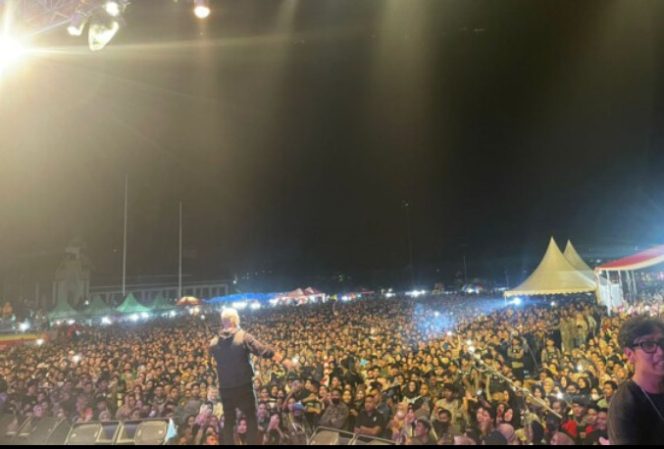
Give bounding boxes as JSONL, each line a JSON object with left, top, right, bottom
{"left": 402, "top": 200, "right": 414, "bottom": 289}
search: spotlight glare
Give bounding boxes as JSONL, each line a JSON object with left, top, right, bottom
{"left": 36, "top": 338, "right": 45, "bottom": 346}
{"left": 0, "top": 37, "right": 26, "bottom": 72}
{"left": 88, "top": 17, "right": 120, "bottom": 52}
{"left": 104, "top": 1, "right": 121, "bottom": 17}
{"left": 194, "top": 0, "right": 211, "bottom": 19}
{"left": 194, "top": 5, "right": 211, "bottom": 19}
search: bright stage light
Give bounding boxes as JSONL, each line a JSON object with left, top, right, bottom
{"left": 194, "top": 0, "right": 211, "bottom": 19}
{"left": 18, "top": 321, "right": 30, "bottom": 332}
{"left": 36, "top": 338, "right": 45, "bottom": 346}
{"left": 105, "top": 1, "right": 121, "bottom": 17}
{"left": 88, "top": 17, "right": 120, "bottom": 52}
{"left": 512, "top": 297, "right": 522, "bottom": 306}
{"left": 67, "top": 12, "right": 88, "bottom": 36}
{"left": 101, "top": 316, "right": 112, "bottom": 325}
{"left": 129, "top": 313, "right": 139, "bottom": 322}
{"left": 0, "top": 36, "right": 26, "bottom": 72}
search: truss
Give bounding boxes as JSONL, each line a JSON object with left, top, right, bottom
{"left": 1, "top": 0, "right": 104, "bottom": 37}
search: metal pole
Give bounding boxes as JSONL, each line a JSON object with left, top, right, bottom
{"left": 122, "top": 174, "right": 128, "bottom": 297}
{"left": 463, "top": 254, "right": 468, "bottom": 285}
{"left": 403, "top": 201, "right": 414, "bottom": 288}
{"left": 618, "top": 270, "right": 624, "bottom": 304}
{"left": 632, "top": 271, "right": 639, "bottom": 299}
{"left": 178, "top": 201, "right": 183, "bottom": 300}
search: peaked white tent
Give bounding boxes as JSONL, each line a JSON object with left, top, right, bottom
{"left": 505, "top": 238, "right": 597, "bottom": 297}
{"left": 563, "top": 240, "right": 595, "bottom": 279}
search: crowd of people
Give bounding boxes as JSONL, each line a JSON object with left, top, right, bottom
{"left": 0, "top": 292, "right": 662, "bottom": 445}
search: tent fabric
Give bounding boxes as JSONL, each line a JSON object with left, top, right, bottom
{"left": 564, "top": 241, "right": 595, "bottom": 279}
{"left": 116, "top": 293, "right": 152, "bottom": 314}
{"left": 596, "top": 245, "right": 664, "bottom": 272}
{"left": 505, "top": 238, "right": 597, "bottom": 297}
{"left": 85, "top": 295, "right": 113, "bottom": 317}
{"left": 152, "top": 295, "right": 176, "bottom": 311}
{"left": 48, "top": 298, "right": 80, "bottom": 321}
{"left": 205, "top": 293, "right": 276, "bottom": 305}
{"left": 176, "top": 296, "right": 201, "bottom": 306}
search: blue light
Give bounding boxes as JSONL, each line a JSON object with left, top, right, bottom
{"left": 512, "top": 297, "right": 522, "bottom": 306}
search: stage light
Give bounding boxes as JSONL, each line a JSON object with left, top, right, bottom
{"left": 250, "top": 303, "right": 261, "bottom": 311}
{"left": 140, "top": 312, "right": 150, "bottom": 320}
{"left": 67, "top": 11, "right": 89, "bottom": 36}
{"left": 0, "top": 36, "right": 26, "bottom": 72}
{"left": 18, "top": 321, "right": 30, "bottom": 332}
{"left": 101, "top": 316, "right": 112, "bottom": 325}
{"left": 194, "top": 0, "right": 211, "bottom": 19}
{"left": 129, "top": 313, "right": 139, "bottom": 322}
{"left": 169, "top": 310, "right": 177, "bottom": 318}
{"left": 512, "top": 297, "right": 522, "bottom": 306}
{"left": 88, "top": 17, "right": 120, "bottom": 51}
{"left": 104, "top": 1, "right": 121, "bottom": 17}
{"left": 36, "top": 338, "right": 45, "bottom": 346}
{"left": 550, "top": 301, "right": 557, "bottom": 307}
{"left": 67, "top": 319, "right": 76, "bottom": 325}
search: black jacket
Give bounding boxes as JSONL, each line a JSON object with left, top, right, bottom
{"left": 209, "top": 328, "right": 275, "bottom": 389}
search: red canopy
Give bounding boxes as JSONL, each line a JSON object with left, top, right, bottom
{"left": 596, "top": 245, "right": 664, "bottom": 272}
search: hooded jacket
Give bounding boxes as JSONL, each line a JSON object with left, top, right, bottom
{"left": 209, "top": 328, "right": 275, "bottom": 389}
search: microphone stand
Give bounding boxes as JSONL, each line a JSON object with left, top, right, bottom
{"left": 472, "top": 353, "right": 561, "bottom": 441}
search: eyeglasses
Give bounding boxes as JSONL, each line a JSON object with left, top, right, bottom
{"left": 631, "top": 339, "right": 664, "bottom": 354}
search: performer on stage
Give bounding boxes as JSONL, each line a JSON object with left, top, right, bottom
{"left": 209, "top": 308, "right": 289, "bottom": 445}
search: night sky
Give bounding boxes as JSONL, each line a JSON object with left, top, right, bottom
{"left": 1, "top": 0, "right": 664, "bottom": 289}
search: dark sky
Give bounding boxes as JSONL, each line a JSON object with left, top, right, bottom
{"left": 1, "top": 0, "right": 664, "bottom": 288}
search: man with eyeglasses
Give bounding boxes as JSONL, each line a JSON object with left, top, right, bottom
{"left": 608, "top": 315, "right": 664, "bottom": 444}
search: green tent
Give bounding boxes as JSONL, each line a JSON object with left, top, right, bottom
{"left": 48, "top": 298, "right": 80, "bottom": 322}
{"left": 116, "top": 293, "right": 152, "bottom": 315}
{"left": 152, "top": 295, "right": 176, "bottom": 311}
{"left": 85, "top": 295, "right": 113, "bottom": 318}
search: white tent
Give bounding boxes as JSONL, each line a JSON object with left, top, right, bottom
{"left": 505, "top": 238, "right": 597, "bottom": 297}
{"left": 563, "top": 241, "right": 595, "bottom": 279}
